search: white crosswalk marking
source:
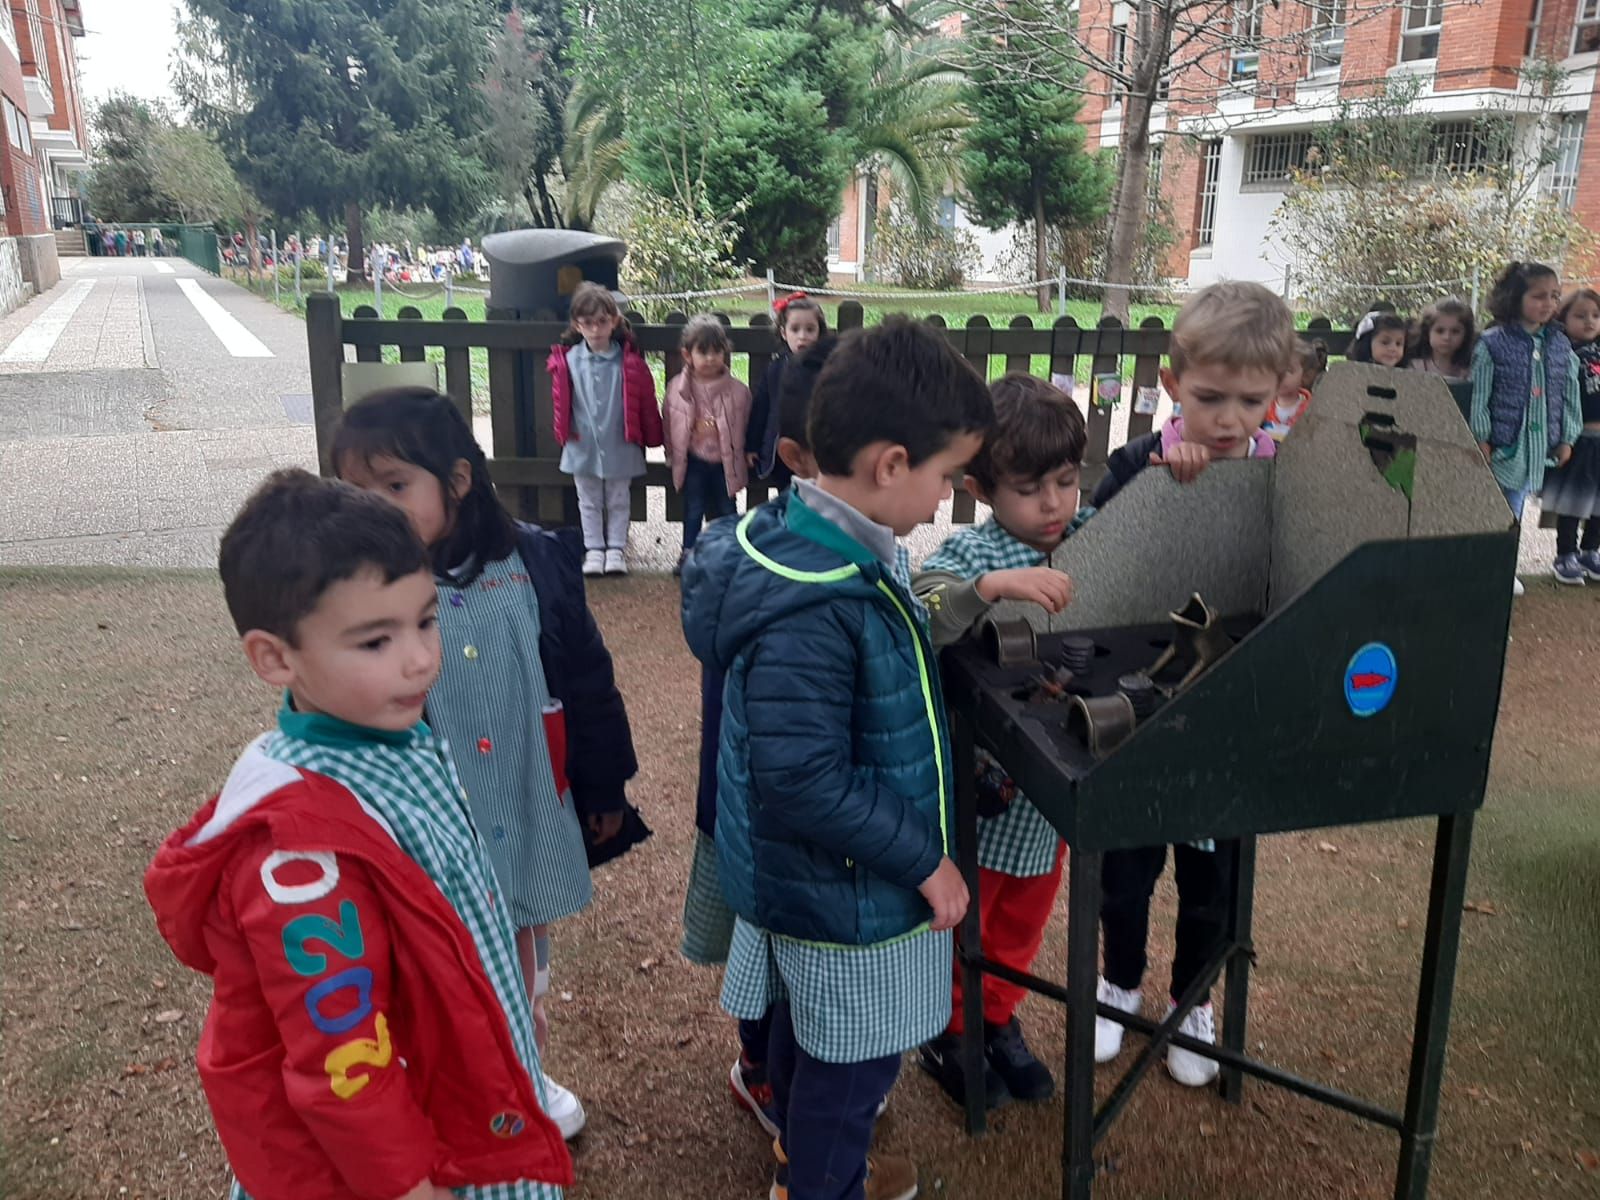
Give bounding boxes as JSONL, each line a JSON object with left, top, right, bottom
{"left": 0, "top": 279, "right": 95, "bottom": 362}
{"left": 176, "top": 278, "right": 273, "bottom": 358}
{"left": 154, "top": 262, "right": 174, "bottom": 274}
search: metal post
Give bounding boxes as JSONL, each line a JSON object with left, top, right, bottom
{"left": 374, "top": 248, "right": 383, "bottom": 315}
{"left": 271, "top": 229, "right": 280, "bottom": 305}
{"left": 294, "top": 231, "right": 303, "bottom": 303}
{"left": 1063, "top": 849, "right": 1102, "bottom": 1200}
{"left": 445, "top": 273, "right": 454, "bottom": 309}
{"left": 326, "top": 233, "right": 335, "bottom": 294}
{"left": 1057, "top": 267, "right": 1067, "bottom": 318}
{"left": 1219, "top": 835, "right": 1257, "bottom": 1105}
{"left": 1393, "top": 813, "right": 1476, "bottom": 1200}
{"left": 766, "top": 267, "right": 777, "bottom": 312}
{"left": 951, "top": 710, "right": 987, "bottom": 1136}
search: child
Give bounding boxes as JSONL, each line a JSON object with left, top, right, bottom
{"left": 1089, "top": 280, "right": 1295, "bottom": 1087}
{"left": 1470, "top": 261, "right": 1581, "bottom": 597}
{"left": 1541, "top": 287, "right": 1600, "bottom": 585}
{"left": 665, "top": 315, "right": 752, "bottom": 571}
{"left": 1262, "top": 338, "right": 1326, "bottom": 441}
{"left": 680, "top": 336, "right": 836, "bottom": 1139}
{"left": 747, "top": 293, "right": 827, "bottom": 491}
{"left": 1408, "top": 297, "right": 1475, "bottom": 381}
{"left": 913, "top": 374, "right": 1085, "bottom": 1110}
{"left": 1348, "top": 310, "right": 1410, "bottom": 368}
{"left": 335, "top": 388, "right": 649, "bottom": 1140}
{"left": 546, "top": 282, "right": 663, "bottom": 577}
{"left": 145, "top": 470, "right": 572, "bottom": 1200}
{"left": 681, "top": 317, "right": 991, "bottom": 1200}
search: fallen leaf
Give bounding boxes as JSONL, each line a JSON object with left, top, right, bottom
{"left": 123, "top": 1063, "right": 148, "bottom": 1077}
{"left": 1464, "top": 900, "right": 1498, "bottom": 915}
{"left": 1576, "top": 1149, "right": 1599, "bottom": 1172}
{"left": 637, "top": 957, "right": 658, "bottom": 973}
{"left": 153, "top": 1009, "right": 183, "bottom": 1024}
{"left": 1316, "top": 841, "right": 1339, "bottom": 854}
{"left": 1198, "top": 1121, "right": 1217, "bottom": 1138}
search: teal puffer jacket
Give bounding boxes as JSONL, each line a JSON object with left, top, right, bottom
{"left": 680, "top": 491, "right": 952, "bottom": 946}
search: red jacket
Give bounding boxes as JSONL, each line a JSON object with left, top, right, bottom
{"left": 546, "top": 339, "right": 663, "bottom": 449}
{"left": 144, "top": 741, "right": 572, "bottom": 1200}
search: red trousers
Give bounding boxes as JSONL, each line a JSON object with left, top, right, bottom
{"left": 948, "top": 842, "right": 1068, "bottom": 1034}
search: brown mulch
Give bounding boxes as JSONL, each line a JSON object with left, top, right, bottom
{"left": 1, "top": 568, "right": 1596, "bottom": 1199}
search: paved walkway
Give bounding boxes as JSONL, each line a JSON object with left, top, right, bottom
{"left": 0, "top": 258, "right": 1560, "bottom": 576}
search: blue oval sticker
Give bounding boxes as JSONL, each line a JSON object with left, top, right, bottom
{"left": 1345, "top": 643, "right": 1398, "bottom": 718}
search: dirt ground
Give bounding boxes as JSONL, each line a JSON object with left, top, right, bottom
{"left": 1, "top": 568, "right": 1596, "bottom": 1200}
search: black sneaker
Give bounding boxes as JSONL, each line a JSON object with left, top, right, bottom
{"left": 917, "top": 1032, "right": 1011, "bottom": 1111}
{"left": 984, "top": 1018, "right": 1055, "bottom": 1101}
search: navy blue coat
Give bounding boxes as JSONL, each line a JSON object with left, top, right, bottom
{"left": 515, "top": 523, "right": 650, "bottom": 868}
{"left": 680, "top": 492, "right": 951, "bottom": 946}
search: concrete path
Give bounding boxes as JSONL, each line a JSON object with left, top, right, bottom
{"left": 0, "top": 257, "right": 1561, "bottom": 577}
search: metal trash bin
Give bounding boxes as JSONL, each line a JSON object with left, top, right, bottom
{"left": 481, "top": 229, "right": 626, "bottom": 321}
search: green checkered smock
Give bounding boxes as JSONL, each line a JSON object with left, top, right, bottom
{"left": 917, "top": 517, "right": 1087, "bottom": 878}
{"left": 230, "top": 703, "right": 561, "bottom": 1200}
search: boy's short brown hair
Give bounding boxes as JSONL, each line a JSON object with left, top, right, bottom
{"left": 966, "top": 373, "right": 1087, "bottom": 491}
{"left": 1169, "top": 280, "right": 1297, "bottom": 379}
{"left": 218, "top": 469, "right": 429, "bottom": 645}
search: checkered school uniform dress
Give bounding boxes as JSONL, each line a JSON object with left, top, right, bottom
{"left": 716, "top": 544, "right": 951, "bottom": 1064}
{"left": 236, "top": 707, "right": 561, "bottom": 1200}
{"left": 433, "top": 552, "right": 592, "bottom": 930}
{"left": 919, "top": 517, "right": 1087, "bottom": 878}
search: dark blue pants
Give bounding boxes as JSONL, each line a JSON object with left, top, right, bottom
{"left": 738, "top": 1011, "right": 772, "bottom": 1065}
{"left": 682, "top": 456, "right": 735, "bottom": 552}
{"left": 768, "top": 1001, "right": 900, "bottom": 1200}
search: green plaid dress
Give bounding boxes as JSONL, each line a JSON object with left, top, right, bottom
{"left": 717, "top": 541, "right": 951, "bottom": 1064}
{"left": 230, "top": 704, "right": 561, "bottom": 1200}
{"left": 917, "top": 517, "right": 1085, "bottom": 878}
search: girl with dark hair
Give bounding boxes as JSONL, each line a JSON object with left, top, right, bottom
{"left": 664, "top": 314, "right": 752, "bottom": 572}
{"left": 746, "top": 292, "right": 827, "bottom": 491}
{"left": 546, "top": 281, "right": 663, "bottom": 577}
{"left": 1470, "top": 261, "right": 1583, "bottom": 595}
{"left": 1408, "top": 297, "right": 1476, "bottom": 381}
{"left": 1543, "top": 287, "right": 1600, "bottom": 584}
{"left": 334, "top": 387, "right": 650, "bottom": 1141}
{"left": 1348, "top": 310, "right": 1411, "bottom": 368}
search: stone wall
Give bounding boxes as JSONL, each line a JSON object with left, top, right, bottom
{"left": 15, "top": 233, "right": 60, "bottom": 294}
{"left": 0, "top": 238, "right": 26, "bottom": 318}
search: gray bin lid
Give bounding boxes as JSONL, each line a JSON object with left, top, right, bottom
{"left": 481, "top": 229, "right": 627, "bottom": 314}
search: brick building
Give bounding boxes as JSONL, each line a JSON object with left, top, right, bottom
{"left": 1076, "top": 0, "right": 1600, "bottom": 293}
{"left": 0, "top": 0, "right": 86, "bottom": 237}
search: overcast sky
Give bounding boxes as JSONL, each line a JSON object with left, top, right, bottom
{"left": 78, "top": 0, "right": 182, "bottom": 109}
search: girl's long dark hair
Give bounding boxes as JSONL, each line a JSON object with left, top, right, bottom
{"left": 1486, "top": 260, "right": 1557, "bottom": 327}
{"left": 331, "top": 387, "right": 516, "bottom": 584}
{"left": 1410, "top": 297, "right": 1476, "bottom": 371}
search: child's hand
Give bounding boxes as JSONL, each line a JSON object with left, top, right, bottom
{"left": 587, "top": 811, "right": 624, "bottom": 843}
{"left": 1149, "top": 442, "right": 1211, "bottom": 484}
{"left": 918, "top": 857, "right": 970, "bottom": 932}
{"left": 1554, "top": 442, "right": 1574, "bottom": 468}
{"left": 747, "top": 452, "right": 761, "bottom": 468}
{"left": 976, "top": 567, "right": 1074, "bottom": 613}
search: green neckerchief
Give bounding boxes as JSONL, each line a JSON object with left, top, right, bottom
{"left": 277, "top": 693, "right": 428, "bottom": 750}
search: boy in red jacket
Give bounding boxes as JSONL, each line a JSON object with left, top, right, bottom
{"left": 145, "top": 469, "right": 571, "bottom": 1200}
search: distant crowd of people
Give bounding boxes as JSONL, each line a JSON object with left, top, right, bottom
{"left": 84, "top": 220, "right": 162, "bottom": 258}
{"left": 365, "top": 238, "right": 487, "bottom": 285}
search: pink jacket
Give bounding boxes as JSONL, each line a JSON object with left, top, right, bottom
{"left": 663, "top": 369, "right": 752, "bottom": 495}
{"left": 546, "top": 340, "right": 663, "bottom": 449}
{"left": 1160, "top": 416, "right": 1277, "bottom": 459}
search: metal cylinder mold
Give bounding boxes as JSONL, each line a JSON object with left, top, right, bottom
{"left": 1066, "top": 692, "right": 1137, "bottom": 757}
{"left": 982, "top": 617, "right": 1039, "bottom": 668}
{"left": 1060, "top": 635, "right": 1096, "bottom": 675}
{"left": 1117, "top": 672, "right": 1160, "bottom": 719}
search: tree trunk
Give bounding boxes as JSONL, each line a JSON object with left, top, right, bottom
{"left": 1034, "top": 187, "right": 1049, "bottom": 313}
{"left": 245, "top": 219, "right": 260, "bottom": 274}
{"left": 1103, "top": 87, "right": 1152, "bottom": 325}
{"left": 345, "top": 201, "right": 365, "bottom": 277}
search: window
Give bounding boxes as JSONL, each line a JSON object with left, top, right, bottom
{"left": 0, "top": 7, "right": 15, "bottom": 56}
{"left": 1543, "top": 114, "right": 1585, "bottom": 208}
{"left": 1112, "top": 22, "right": 1128, "bottom": 99}
{"left": 1526, "top": 0, "right": 1543, "bottom": 56}
{"left": 1147, "top": 142, "right": 1164, "bottom": 215}
{"left": 826, "top": 215, "right": 842, "bottom": 257}
{"left": 1401, "top": 0, "right": 1443, "bottom": 62}
{"left": 1244, "top": 131, "right": 1314, "bottom": 185}
{"left": 5, "top": 101, "right": 31, "bottom": 158}
{"left": 1231, "top": 0, "right": 1263, "bottom": 79}
{"left": 937, "top": 195, "right": 957, "bottom": 230}
{"left": 1576, "top": 0, "right": 1600, "bottom": 54}
{"left": 1197, "top": 140, "right": 1222, "bottom": 246}
{"left": 1428, "top": 120, "right": 1508, "bottom": 172}
{"left": 1310, "top": 0, "right": 1345, "bottom": 73}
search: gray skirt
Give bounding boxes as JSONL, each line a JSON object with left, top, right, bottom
{"left": 1540, "top": 431, "right": 1600, "bottom": 520}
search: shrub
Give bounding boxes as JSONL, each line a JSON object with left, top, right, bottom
{"left": 867, "top": 204, "right": 979, "bottom": 290}
{"left": 617, "top": 199, "right": 746, "bottom": 320}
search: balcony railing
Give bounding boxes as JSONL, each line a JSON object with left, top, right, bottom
{"left": 50, "top": 195, "right": 83, "bottom": 229}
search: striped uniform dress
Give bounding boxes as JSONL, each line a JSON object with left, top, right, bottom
{"left": 233, "top": 707, "right": 561, "bottom": 1200}
{"left": 433, "top": 551, "right": 592, "bottom": 929}
{"left": 718, "top": 544, "right": 953, "bottom": 1063}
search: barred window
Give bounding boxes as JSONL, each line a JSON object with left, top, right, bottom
{"left": 1147, "top": 142, "right": 1164, "bottom": 215}
{"left": 1543, "top": 114, "right": 1585, "bottom": 209}
{"left": 1429, "top": 120, "right": 1507, "bottom": 173}
{"left": 1243, "top": 132, "right": 1314, "bottom": 185}
{"left": 1576, "top": 0, "right": 1600, "bottom": 55}
{"left": 1197, "top": 140, "right": 1222, "bottom": 246}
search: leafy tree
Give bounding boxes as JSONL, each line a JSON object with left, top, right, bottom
{"left": 176, "top": 0, "right": 499, "bottom": 273}
{"left": 149, "top": 124, "right": 259, "bottom": 228}
{"left": 960, "top": 2, "right": 1111, "bottom": 309}
{"left": 479, "top": 4, "right": 570, "bottom": 227}
{"left": 83, "top": 94, "right": 169, "bottom": 221}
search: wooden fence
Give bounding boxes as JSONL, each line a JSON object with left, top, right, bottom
{"left": 306, "top": 292, "right": 1359, "bottom": 526}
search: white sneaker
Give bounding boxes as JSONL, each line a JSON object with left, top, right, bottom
{"left": 540, "top": 1073, "right": 587, "bottom": 1139}
{"left": 1165, "top": 1001, "right": 1221, "bottom": 1088}
{"left": 604, "top": 548, "right": 627, "bottom": 576}
{"left": 1095, "top": 977, "right": 1143, "bottom": 1063}
{"left": 1512, "top": 576, "right": 1525, "bottom": 597}
{"left": 582, "top": 550, "right": 604, "bottom": 577}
